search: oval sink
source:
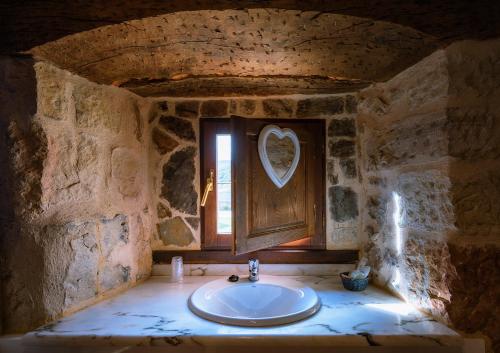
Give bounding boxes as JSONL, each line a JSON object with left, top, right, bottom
{"left": 188, "top": 275, "right": 321, "bottom": 326}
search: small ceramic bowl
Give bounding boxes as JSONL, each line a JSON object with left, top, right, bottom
{"left": 340, "top": 271, "right": 369, "bottom": 291}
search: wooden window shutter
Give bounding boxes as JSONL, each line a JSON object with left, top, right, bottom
{"left": 231, "top": 116, "right": 324, "bottom": 255}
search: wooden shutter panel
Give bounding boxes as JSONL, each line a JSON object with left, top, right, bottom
{"left": 231, "top": 116, "right": 324, "bottom": 255}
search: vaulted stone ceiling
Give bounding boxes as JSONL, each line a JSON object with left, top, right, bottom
{"left": 2, "top": 1, "right": 499, "bottom": 97}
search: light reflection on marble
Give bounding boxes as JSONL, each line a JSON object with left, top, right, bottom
{"left": 24, "top": 276, "right": 462, "bottom": 352}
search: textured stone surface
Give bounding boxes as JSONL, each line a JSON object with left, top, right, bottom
{"left": 365, "top": 115, "right": 447, "bottom": 170}
{"left": 158, "top": 115, "right": 195, "bottom": 142}
{"left": 329, "top": 186, "right": 358, "bottom": 222}
{"left": 185, "top": 216, "right": 200, "bottom": 230}
{"left": 100, "top": 215, "right": 129, "bottom": 257}
{"left": 74, "top": 86, "right": 119, "bottom": 132}
{"left": 1, "top": 59, "right": 151, "bottom": 335}
{"left": 262, "top": 99, "right": 294, "bottom": 118}
{"left": 345, "top": 95, "right": 358, "bottom": 114}
{"left": 448, "top": 244, "right": 500, "bottom": 353}
{"left": 152, "top": 127, "right": 179, "bottom": 155}
{"left": 238, "top": 99, "right": 256, "bottom": 115}
{"left": 157, "top": 101, "right": 169, "bottom": 111}
{"left": 328, "top": 118, "right": 356, "bottom": 137}
{"left": 326, "top": 160, "right": 338, "bottom": 185}
{"left": 447, "top": 107, "right": 500, "bottom": 160}
{"left": 100, "top": 264, "right": 131, "bottom": 292}
{"left": 403, "top": 235, "right": 455, "bottom": 318}
{"left": 161, "top": 147, "right": 198, "bottom": 215}
{"left": 360, "top": 40, "right": 500, "bottom": 353}
{"left": 329, "top": 139, "right": 355, "bottom": 158}
{"left": 451, "top": 170, "right": 500, "bottom": 237}
{"left": 27, "top": 9, "right": 442, "bottom": 97}
{"left": 397, "top": 171, "right": 454, "bottom": 232}
{"left": 297, "top": 96, "right": 344, "bottom": 118}
{"left": 35, "top": 64, "right": 70, "bottom": 120}
{"left": 339, "top": 159, "right": 357, "bottom": 179}
{"left": 111, "top": 147, "right": 140, "bottom": 197}
{"left": 157, "top": 203, "right": 172, "bottom": 219}
{"left": 175, "top": 100, "right": 199, "bottom": 118}
{"left": 366, "top": 194, "right": 388, "bottom": 227}
{"left": 157, "top": 217, "right": 195, "bottom": 247}
{"left": 62, "top": 221, "right": 99, "bottom": 309}
{"left": 200, "top": 100, "right": 228, "bottom": 117}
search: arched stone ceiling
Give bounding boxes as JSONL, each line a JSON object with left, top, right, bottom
{"left": 28, "top": 9, "right": 439, "bottom": 96}
{"left": 2, "top": 1, "right": 500, "bottom": 53}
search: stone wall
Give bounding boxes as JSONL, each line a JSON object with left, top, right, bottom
{"left": 148, "top": 94, "right": 362, "bottom": 251}
{"left": 358, "top": 39, "right": 500, "bottom": 352}
{"left": 0, "top": 58, "right": 153, "bottom": 332}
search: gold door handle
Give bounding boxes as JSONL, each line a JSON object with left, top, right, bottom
{"left": 201, "top": 169, "right": 214, "bottom": 207}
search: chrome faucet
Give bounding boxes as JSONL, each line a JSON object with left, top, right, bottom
{"left": 248, "top": 258, "right": 259, "bottom": 282}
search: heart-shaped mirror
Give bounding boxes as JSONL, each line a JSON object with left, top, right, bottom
{"left": 258, "top": 125, "right": 300, "bottom": 188}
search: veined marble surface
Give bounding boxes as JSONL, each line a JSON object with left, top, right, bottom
{"left": 24, "top": 276, "right": 463, "bottom": 353}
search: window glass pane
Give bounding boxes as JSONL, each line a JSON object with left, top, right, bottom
{"left": 216, "top": 135, "right": 231, "bottom": 234}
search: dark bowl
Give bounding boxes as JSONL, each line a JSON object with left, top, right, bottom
{"left": 340, "top": 271, "right": 369, "bottom": 291}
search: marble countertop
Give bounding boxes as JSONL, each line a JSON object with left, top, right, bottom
{"left": 24, "top": 276, "right": 463, "bottom": 352}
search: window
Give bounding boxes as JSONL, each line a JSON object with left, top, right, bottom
{"left": 216, "top": 134, "right": 231, "bottom": 234}
{"left": 201, "top": 118, "right": 325, "bottom": 253}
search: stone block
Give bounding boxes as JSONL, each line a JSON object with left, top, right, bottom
{"left": 185, "top": 216, "right": 200, "bottom": 230}
{"left": 229, "top": 100, "right": 237, "bottom": 114}
{"left": 100, "top": 214, "right": 129, "bottom": 257}
{"left": 99, "top": 264, "right": 131, "bottom": 292}
{"left": 161, "top": 147, "right": 198, "bottom": 215}
{"left": 451, "top": 170, "right": 500, "bottom": 236}
{"left": 448, "top": 244, "right": 499, "bottom": 352}
{"left": 366, "top": 194, "right": 388, "bottom": 226}
{"left": 158, "top": 115, "right": 195, "bottom": 142}
{"left": 152, "top": 127, "right": 179, "bottom": 155}
{"left": 328, "top": 118, "right": 356, "bottom": 137}
{"left": 43, "top": 221, "right": 99, "bottom": 310}
{"left": 397, "top": 171, "right": 454, "bottom": 233}
{"left": 157, "top": 217, "right": 195, "bottom": 246}
{"left": 111, "top": 147, "right": 140, "bottom": 197}
{"left": 175, "top": 100, "right": 199, "bottom": 118}
{"left": 262, "top": 99, "right": 294, "bottom": 118}
{"left": 403, "top": 235, "right": 455, "bottom": 318}
{"left": 447, "top": 107, "right": 500, "bottom": 160}
{"left": 329, "top": 139, "right": 355, "bottom": 158}
{"left": 239, "top": 99, "right": 257, "bottom": 115}
{"left": 36, "top": 71, "right": 70, "bottom": 120}
{"left": 43, "top": 131, "right": 95, "bottom": 206}
{"left": 157, "top": 101, "right": 169, "bottom": 111}
{"left": 64, "top": 222, "right": 99, "bottom": 308}
{"left": 345, "top": 95, "right": 358, "bottom": 114}
{"left": 339, "top": 158, "right": 357, "bottom": 179}
{"left": 76, "top": 132, "right": 99, "bottom": 187}
{"left": 329, "top": 186, "right": 358, "bottom": 222}
{"left": 365, "top": 114, "right": 447, "bottom": 170}
{"left": 74, "top": 86, "right": 121, "bottom": 132}
{"left": 296, "top": 96, "right": 344, "bottom": 118}
{"left": 7, "top": 119, "right": 47, "bottom": 215}
{"left": 200, "top": 100, "right": 228, "bottom": 117}
{"left": 157, "top": 202, "right": 172, "bottom": 219}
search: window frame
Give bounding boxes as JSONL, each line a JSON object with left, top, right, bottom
{"left": 154, "top": 117, "right": 358, "bottom": 265}
{"left": 201, "top": 118, "right": 325, "bottom": 251}
{"left": 200, "top": 119, "right": 233, "bottom": 249}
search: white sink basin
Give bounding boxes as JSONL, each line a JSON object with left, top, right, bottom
{"left": 188, "top": 275, "right": 321, "bottom": 326}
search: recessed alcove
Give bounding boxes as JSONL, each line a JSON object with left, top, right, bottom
{"left": 0, "top": 3, "right": 499, "bottom": 353}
